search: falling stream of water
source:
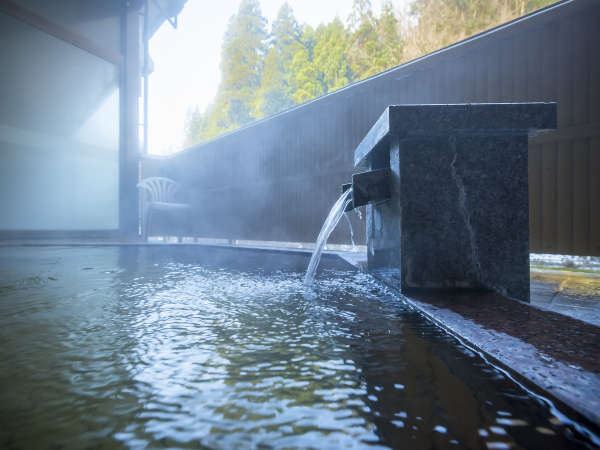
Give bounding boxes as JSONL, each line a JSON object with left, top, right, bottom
{"left": 304, "top": 188, "right": 353, "bottom": 285}
{"left": 343, "top": 213, "right": 356, "bottom": 251}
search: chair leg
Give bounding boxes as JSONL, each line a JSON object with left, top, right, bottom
{"left": 143, "top": 208, "right": 152, "bottom": 242}
{"left": 178, "top": 210, "right": 187, "bottom": 243}
{"left": 141, "top": 208, "right": 146, "bottom": 241}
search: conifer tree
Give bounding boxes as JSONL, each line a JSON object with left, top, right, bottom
{"left": 346, "top": 0, "right": 378, "bottom": 79}
{"left": 182, "top": 107, "right": 203, "bottom": 148}
{"left": 289, "top": 25, "right": 323, "bottom": 103}
{"left": 182, "top": 0, "right": 556, "bottom": 147}
{"left": 347, "top": 0, "right": 402, "bottom": 80}
{"left": 404, "top": 0, "right": 554, "bottom": 60}
{"left": 256, "top": 3, "right": 302, "bottom": 117}
{"left": 312, "top": 18, "right": 353, "bottom": 92}
{"left": 376, "top": 2, "right": 403, "bottom": 71}
{"left": 217, "top": 0, "right": 267, "bottom": 128}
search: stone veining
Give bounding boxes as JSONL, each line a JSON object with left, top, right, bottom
{"left": 449, "top": 138, "right": 483, "bottom": 284}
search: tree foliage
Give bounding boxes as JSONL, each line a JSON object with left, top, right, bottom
{"left": 256, "top": 2, "right": 302, "bottom": 117}
{"left": 183, "top": 0, "right": 555, "bottom": 147}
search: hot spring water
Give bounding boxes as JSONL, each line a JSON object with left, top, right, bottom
{"left": 304, "top": 188, "right": 353, "bottom": 286}
{"left": 0, "top": 246, "right": 597, "bottom": 448}
{"left": 343, "top": 213, "right": 356, "bottom": 251}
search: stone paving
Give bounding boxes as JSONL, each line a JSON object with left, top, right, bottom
{"left": 530, "top": 270, "right": 600, "bottom": 327}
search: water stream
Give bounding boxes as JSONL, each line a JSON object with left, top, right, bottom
{"left": 304, "top": 188, "right": 353, "bottom": 285}
{"left": 355, "top": 207, "right": 363, "bottom": 220}
{"left": 343, "top": 213, "right": 356, "bottom": 251}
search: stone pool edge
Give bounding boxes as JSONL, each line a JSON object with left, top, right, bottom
{"left": 337, "top": 251, "right": 600, "bottom": 434}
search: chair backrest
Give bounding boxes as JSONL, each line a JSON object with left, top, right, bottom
{"left": 137, "top": 177, "right": 181, "bottom": 203}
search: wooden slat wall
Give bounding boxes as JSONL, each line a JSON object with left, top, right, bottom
{"left": 154, "top": 0, "right": 599, "bottom": 255}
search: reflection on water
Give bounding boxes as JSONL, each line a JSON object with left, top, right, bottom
{"left": 0, "top": 246, "right": 596, "bottom": 449}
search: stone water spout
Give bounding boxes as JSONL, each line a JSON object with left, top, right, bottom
{"left": 342, "top": 168, "right": 392, "bottom": 212}
{"left": 344, "top": 103, "right": 557, "bottom": 302}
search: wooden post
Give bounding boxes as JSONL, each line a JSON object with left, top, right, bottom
{"left": 119, "top": 4, "right": 141, "bottom": 238}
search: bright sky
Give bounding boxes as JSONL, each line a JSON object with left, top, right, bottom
{"left": 148, "top": 0, "right": 403, "bottom": 155}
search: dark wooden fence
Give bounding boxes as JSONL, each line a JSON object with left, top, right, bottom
{"left": 150, "top": 0, "right": 599, "bottom": 256}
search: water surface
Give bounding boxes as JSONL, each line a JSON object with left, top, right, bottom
{"left": 0, "top": 246, "right": 595, "bottom": 449}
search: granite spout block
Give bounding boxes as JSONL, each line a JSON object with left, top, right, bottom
{"left": 342, "top": 168, "right": 392, "bottom": 211}
{"left": 356, "top": 103, "right": 557, "bottom": 301}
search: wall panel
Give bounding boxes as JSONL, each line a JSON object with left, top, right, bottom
{"left": 152, "top": 0, "right": 599, "bottom": 255}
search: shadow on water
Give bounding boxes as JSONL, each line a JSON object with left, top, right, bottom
{"left": 0, "top": 245, "right": 598, "bottom": 449}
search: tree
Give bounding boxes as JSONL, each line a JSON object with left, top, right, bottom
{"left": 218, "top": 0, "right": 267, "bottom": 126}
{"left": 183, "top": 106, "right": 203, "bottom": 148}
{"left": 312, "top": 18, "right": 353, "bottom": 92}
{"left": 403, "top": 0, "right": 555, "bottom": 61}
{"left": 219, "top": 0, "right": 267, "bottom": 128}
{"left": 183, "top": 0, "right": 557, "bottom": 147}
{"left": 347, "top": 0, "right": 403, "bottom": 80}
{"left": 183, "top": 0, "right": 267, "bottom": 143}
{"left": 289, "top": 19, "right": 353, "bottom": 103}
{"left": 289, "top": 25, "right": 324, "bottom": 103}
{"left": 376, "top": 2, "right": 403, "bottom": 72}
{"left": 256, "top": 3, "right": 302, "bottom": 117}
{"left": 346, "top": 0, "right": 378, "bottom": 79}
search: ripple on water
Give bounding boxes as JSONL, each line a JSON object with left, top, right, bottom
{"left": 0, "top": 247, "right": 596, "bottom": 449}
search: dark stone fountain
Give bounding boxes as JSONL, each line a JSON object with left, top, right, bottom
{"left": 346, "top": 103, "right": 557, "bottom": 301}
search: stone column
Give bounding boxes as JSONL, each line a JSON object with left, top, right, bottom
{"left": 356, "top": 104, "right": 556, "bottom": 301}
